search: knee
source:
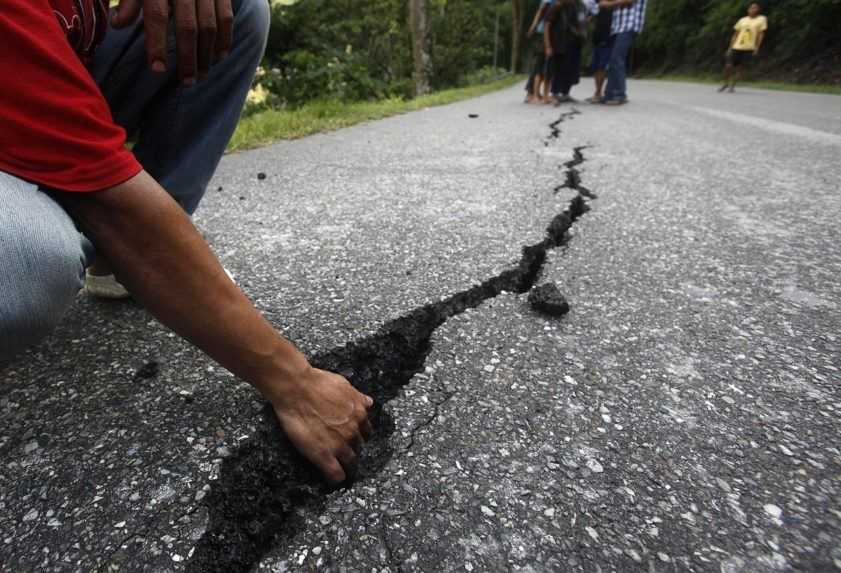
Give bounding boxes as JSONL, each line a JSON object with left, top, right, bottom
{"left": 234, "top": 0, "right": 270, "bottom": 59}
{"left": 0, "top": 233, "right": 85, "bottom": 362}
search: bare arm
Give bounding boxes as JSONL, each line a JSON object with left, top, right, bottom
{"left": 755, "top": 30, "right": 765, "bottom": 53}
{"left": 598, "top": 0, "right": 633, "bottom": 9}
{"left": 544, "top": 20, "right": 552, "bottom": 56}
{"left": 58, "top": 171, "right": 373, "bottom": 484}
{"left": 527, "top": 4, "right": 546, "bottom": 36}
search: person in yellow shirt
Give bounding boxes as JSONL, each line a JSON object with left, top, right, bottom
{"left": 719, "top": 3, "right": 768, "bottom": 92}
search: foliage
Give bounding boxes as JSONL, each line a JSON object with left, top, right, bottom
{"left": 256, "top": 0, "right": 513, "bottom": 106}
{"left": 635, "top": 0, "right": 841, "bottom": 83}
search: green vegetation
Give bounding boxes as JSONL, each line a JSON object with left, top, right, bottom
{"left": 259, "top": 0, "right": 513, "bottom": 106}
{"left": 230, "top": 75, "right": 522, "bottom": 151}
{"left": 635, "top": 0, "right": 841, "bottom": 85}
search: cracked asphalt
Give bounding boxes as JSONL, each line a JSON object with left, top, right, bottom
{"left": 2, "top": 80, "right": 840, "bottom": 572}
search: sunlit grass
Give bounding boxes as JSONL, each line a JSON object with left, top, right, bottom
{"left": 228, "top": 75, "right": 524, "bottom": 152}
{"left": 644, "top": 73, "right": 841, "bottom": 95}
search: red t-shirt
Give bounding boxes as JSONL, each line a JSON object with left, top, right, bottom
{"left": 0, "top": 0, "right": 141, "bottom": 192}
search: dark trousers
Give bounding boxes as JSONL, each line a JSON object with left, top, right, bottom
{"left": 549, "top": 41, "right": 582, "bottom": 96}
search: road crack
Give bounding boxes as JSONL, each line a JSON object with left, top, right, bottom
{"left": 187, "top": 110, "right": 593, "bottom": 573}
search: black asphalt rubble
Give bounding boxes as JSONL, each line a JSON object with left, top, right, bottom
{"left": 2, "top": 82, "right": 840, "bottom": 572}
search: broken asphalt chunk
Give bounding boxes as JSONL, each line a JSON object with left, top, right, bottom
{"left": 528, "top": 283, "right": 570, "bottom": 317}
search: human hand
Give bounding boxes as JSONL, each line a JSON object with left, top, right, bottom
{"left": 271, "top": 367, "right": 374, "bottom": 484}
{"left": 111, "top": 0, "right": 234, "bottom": 85}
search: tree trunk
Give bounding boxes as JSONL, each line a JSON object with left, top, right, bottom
{"left": 409, "top": 0, "right": 432, "bottom": 96}
{"left": 511, "top": 0, "right": 525, "bottom": 73}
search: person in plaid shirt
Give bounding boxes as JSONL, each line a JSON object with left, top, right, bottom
{"left": 597, "top": 0, "right": 647, "bottom": 105}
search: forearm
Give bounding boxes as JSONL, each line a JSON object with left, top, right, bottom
{"left": 599, "top": 0, "right": 632, "bottom": 8}
{"left": 528, "top": 8, "right": 542, "bottom": 35}
{"left": 58, "top": 171, "right": 309, "bottom": 406}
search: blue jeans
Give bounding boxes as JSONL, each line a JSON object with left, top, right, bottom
{"left": 0, "top": 0, "right": 269, "bottom": 362}
{"left": 604, "top": 31, "right": 636, "bottom": 101}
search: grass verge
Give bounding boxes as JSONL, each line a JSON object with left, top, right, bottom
{"left": 228, "top": 75, "right": 524, "bottom": 152}
{"left": 643, "top": 73, "right": 841, "bottom": 95}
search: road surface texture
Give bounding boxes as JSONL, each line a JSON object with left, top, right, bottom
{"left": 1, "top": 80, "right": 840, "bottom": 572}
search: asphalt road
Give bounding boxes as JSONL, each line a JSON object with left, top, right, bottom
{"left": 1, "top": 80, "right": 840, "bottom": 572}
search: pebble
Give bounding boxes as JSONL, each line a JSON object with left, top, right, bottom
{"left": 481, "top": 506, "right": 495, "bottom": 517}
{"left": 544, "top": 508, "right": 555, "bottom": 518}
{"left": 764, "top": 504, "right": 783, "bottom": 519}
{"left": 586, "top": 459, "right": 604, "bottom": 473}
{"left": 22, "top": 509, "right": 39, "bottom": 522}
{"left": 585, "top": 526, "right": 599, "bottom": 542}
{"left": 528, "top": 283, "right": 570, "bottom": 317}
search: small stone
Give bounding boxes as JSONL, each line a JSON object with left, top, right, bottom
{"left": 134, "top": 361, "right": 159, "bottom": 380}
{"left": 22, "top": 509, "right": 39, "bottom": 522}
{"left": 658, "top": 552, "right": 670, "bottom": 562}
{"left": 544, "top": 508, "right": 555, "bottom": 518}
{"left": 468, "top": 114, "right": 479, "bottom": 119}
{"left": 23, "top": 441, "right": 39, "bottom": 454}
{"left": 115, "top": 521, "right": 126, "bottom": 528}
{"left": 257, "top": 172, "right": 267, "bottom": 180}
{"left": 171, "top": 554, "right": 183, "bottom": 562}
{"left": 528, "top": 283, "right": 570, "bottom": 317}
{"left": 779, "top": 445, "right": 794, "bottom": 456}
{"left": 585, "top": 526, "right": 599, "bottom": 542}
{"left": 480, "top": 506, "right": 495, "bottom": 517}
{"left": 586, "top": 459, "right": 604, "bottom": 473}
{"left": 764, "top": 504, "right": 783, "bottom": 519}
{"left": 626, "top": 549, "right": 642, "bottom": 563}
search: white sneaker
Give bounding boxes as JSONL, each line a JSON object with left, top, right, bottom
{"left": 84, "top": 267, "right": 236, "bottom": 300}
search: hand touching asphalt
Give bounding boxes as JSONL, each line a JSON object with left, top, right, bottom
{"left": 111, "top": 0, "right": 234, "bottom": 85}
{"left": 272, "top": 367, "right": 375, "bottom": 484}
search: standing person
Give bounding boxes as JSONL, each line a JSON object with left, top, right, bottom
{"left": 719, "top": 3, "right": 768, "bottom": 93}
{"left": 587, "top": 3, "right": 613, "bottom": 103}
{"left": 1, "top": 0, "right": 373, "bottom": 485}
{"left": 545, "top": 0, "right": 586, "bottom": 104}
{"left": 525, "top": 0, "right": 555, "bottom": 104}
{"left": 598, "top": 0, "right": 647, "bottom": 106}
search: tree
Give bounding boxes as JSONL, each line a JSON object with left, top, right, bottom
{"left": 510, "top": 0, "right": 525, "bottom": 72}
{"left": 409, "top": 0, "right": 432, "bottom": 95}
